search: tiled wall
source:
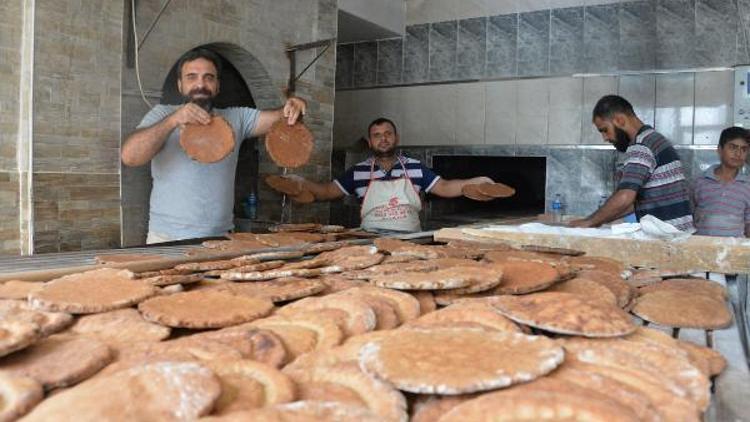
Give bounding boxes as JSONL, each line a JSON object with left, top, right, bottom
{"left": 332, "top": 0, "right": 741, "bottom": 217}
{"left": 338, "top": 0, "right": 746, "bottom": 88}
{"left": 334, "top": 71, "right": 734, "bottom": 148}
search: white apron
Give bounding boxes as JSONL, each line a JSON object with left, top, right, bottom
{"left": 360, "top": 157, "right": 422, "bottom": 233}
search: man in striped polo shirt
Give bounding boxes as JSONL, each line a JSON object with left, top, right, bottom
{"left": 570, "top": 95, "right": 695, "bottom": 232}
{"left": 692, "top": 126, "right": 750, "bottom": 237}
{"left": 275, "top": 117, "right": 493, "bottom": 232}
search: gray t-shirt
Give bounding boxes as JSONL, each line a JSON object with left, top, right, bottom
{"left": 136, "top": 105, "right": 259, "bottom": 240}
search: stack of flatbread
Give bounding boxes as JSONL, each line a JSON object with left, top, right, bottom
{"left": 0, "top": 236, "right": 730, "bottom": 421}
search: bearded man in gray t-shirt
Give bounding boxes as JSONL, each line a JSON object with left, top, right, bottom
{"left": 122, "top": 48, "right": 306, "bottom": 243}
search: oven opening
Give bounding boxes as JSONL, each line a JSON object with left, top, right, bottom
{"left": 427, "top": 155, "right": 546, "bottom": 227}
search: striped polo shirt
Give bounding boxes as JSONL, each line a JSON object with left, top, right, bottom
{"left": 618, "top": 126, "right": 695, "bottom": 232}
{"left": 334, "top": 155, "right": 440, "bottom": 199}
{"left": 692, "top": 164, "right": 750, "bottom": 237}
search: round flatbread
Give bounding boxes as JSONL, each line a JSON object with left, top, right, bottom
{"left": 286, "top": 362, "right": 408, "bottom": 422}
{"left": 277, "top": 295, "right": 377, "bottom": 337}
{"left": 411, "top": 394, "right": 477, "bottom": 422}
{"left": 203, "top": 401, "right": 381, "bottom": 422}
{"left": 629, "top": 327, "right": 726, "bottom": 377}
{"left": 546, "top": 277, "right": 618, "bottom": 306}
{"left": 317, "top": 275, "right": 370, "bottom": 294}
{"left": 290, "top": 189, "right": 315, "bottom": 203}
{"left": 563, "top": 337, "right": 711, "bottom": 412}
{"left": 559, "top": 359, "right": 701, "bottom": 422}
{"left": 68, "top": 308, "right": 171, "bottom": 344}
{"left": 0, "top": 320, "right": 40, "bottom": 359}
{"left": 566, "top": 255, "right": 625, "bottom": 275}
{"left": 342, "top": 286, "right": 421, "bottom": 324}
{"left": 0, "top": 373, "right": 44, "bottom": 422}
{"left": 437, "top": 378, "right": 640, "bottom": 422}
{"left": 372, "top": 237, "right": 412, "bottom": 253}
{"left": 0, "top": 280, "right": 44, "bottom": 300}
{"left": 139, "top": 273, "right": 204, "bottom": 287}
{"left": 476, "top": 182, "right": 515, "bottom": 198}
{"left": 265, "top": 174, "right": 304, "bottom": 196}
{"left": 359, "top": 327, "right": 563, "bottom": 394}
{"left": 369, "top": 268, "right": 474, "bottom": 290}
{"left": 490, "top": 261, "right": 560, "bottom": 294}
{"left": 179, "top": 115, "right": 236, "bottom": 163}
{"left": 0, "top": 300, "right": 73, "bottom": 337}
{"left": 344, "top": 260, "right": 439, "bottom": 280}
{"left": 265, "top": 119, "right": 314, "bottom": 168}
{"left": 0, "top": 336, "right": 113, "bottom": 390}
{"left": 28, "top": 268, "right": 157, "bottom": 314}
{"left": 334, "top": 290, "right": 400, "bottom": 330}
{"left": 490, "top": 292, "right": 637, "bottom": 337}
{"left": 22, "top": 361, "right": 221, "bottom": 421}
{"left": 101, "top": 339, "right": 243, "bottom": 377}
{"left": 632, "top": 290, "right": 731, "bottom": 329}
{"left": 434, "top": 265, "right": 503, "bottom": 295}
{"left": 407, "top": 301, "right": 521, "bottom": 333}
{"left": 637, "top": 278, "right": 727, "bottom": 300}
{"left": 548, "top": 363, "right": 660, "bottom": 421}
{"left": 461, "top": 184, "right": 493, "bottom": 201}
{"left": 138, "top": 290, "right": 274, "bottom": 329}
{"left": 207, "top": 359, "right": 295, "bottom": 415}
{"left": 218, "top": 277, "right": 325, "bottom": 302}
{"left": 578, "top": 269, "right": 634, "bottom": 308}
{"left": 184, "top": 325, "right": 287, "bottom": 368}
{"left": 250, "top": 315, "right": 343, "bottom": 364}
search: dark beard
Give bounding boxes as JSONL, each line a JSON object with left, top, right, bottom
{"left": 613, "top": 127, "right": 631, "bottom": 153}
{"left": 183, "top": 88, "right": 214, "bottom": 112}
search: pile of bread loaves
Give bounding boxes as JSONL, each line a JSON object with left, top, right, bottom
{"left": 0, "top": 232, "right": 731, "bottom": 421}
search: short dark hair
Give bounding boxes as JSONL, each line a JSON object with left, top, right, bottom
{"left": 368, "top": 117, "right": 398, "bottom": 137}
{"left": 592, "top": 95, "right": 636, "bottom": 120}
{"left": 175, "top": 47, "right": 222, "bottom": 79}
{"left": 719, "top": 126, "right": 750, "bottom": 148}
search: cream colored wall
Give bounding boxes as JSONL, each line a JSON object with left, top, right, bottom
{"left": 334, "top": 70, "right": 734, "bottom": 148}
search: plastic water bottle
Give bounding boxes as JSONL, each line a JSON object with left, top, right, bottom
{"left": 245, "top": 193, "right": 257, "bottom": 220}
{"left": 551, "top": 194, "right": 563, "bottom": 223}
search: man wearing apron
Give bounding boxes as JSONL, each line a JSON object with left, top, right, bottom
{"left": 274, "top": 117, "right": 494, "bottom": 233}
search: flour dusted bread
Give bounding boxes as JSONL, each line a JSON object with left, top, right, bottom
{"left": 217, "top": 277, "right": 325, "bottom": 302}
{"left": 29, "top": 268, "right": 157, "bottom": 314}
{"left": 490, "top": 292, "right": 636, "bottom": 337}
{"left": 22, "top": 361, "right": 221, "bottom": 421}
{"left": 0, "top": 373, "right": 43, "bottom": 422}
{"left": 0, "top": 336, "right": 112, "bottom": 390}
{"left": 138, "top": 290, "right": 274, "bottom": 329}
{"left": 179, "top": 115, "right": 235, "bottom": 163}
{"left": 286, "top": 362, "right": 407, "bottom": 422}
{"left": 68, "top": 308, "right": 171, "bottom": 344}
{"left": 632, "top": 290, "right": 732, "bottom": 329}
{"left": 206, "top": 359, "right": 295, "bottom": 415}
{"left": 359, "top": 327, "right": 563, "bottom": 394}
{"left": 265, "top": 120, "right": 314, "bottom": 168}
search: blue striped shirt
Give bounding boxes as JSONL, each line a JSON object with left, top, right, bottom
{"left": 692, "top": 165, "right": 750, "bottom": 237}
{"left": 617, "top": 126, "right": 694, "bottom": 232}
{"left": 334, "top": 155, "right": 440, "bottom": 199}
